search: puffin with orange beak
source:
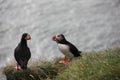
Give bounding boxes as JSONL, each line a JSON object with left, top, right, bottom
{"left": 52, "top": 34, "right": 81, "bottom": 64}
{"left": 14, "top": 33, "right": 31, "bottom": 70}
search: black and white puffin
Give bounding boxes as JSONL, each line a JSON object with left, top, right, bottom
{"left": 14, "top": 33, "right": 31, "bottom": 70}
{"left": 52, "top": 34, "right": 81, "bottom": 64}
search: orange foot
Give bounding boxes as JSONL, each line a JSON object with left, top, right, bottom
{"left": 59, "top": 60, "right": 68, "bottom": 64}
{"left": 14, "top": 65, "right": 21, "bottom": 70}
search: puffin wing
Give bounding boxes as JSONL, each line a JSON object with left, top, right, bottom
{"left": 21, "top": 47, "right": 31, "bottom": 69}
{"left": 14, "top": 45, "right": 22, "bottom": 65}
{"left": 24, "top": 47, "right": 31, "bottom": 62}
{"left": 67, "top": 42, "right": 80, "bottom": 57}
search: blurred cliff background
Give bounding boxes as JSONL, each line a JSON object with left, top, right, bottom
{"left": 0, "top": 0, "right": 120, "bottom": 79}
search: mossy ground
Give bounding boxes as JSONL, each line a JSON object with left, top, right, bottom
{"left": 4, "top": 48, "right": 120, "bottom": 80}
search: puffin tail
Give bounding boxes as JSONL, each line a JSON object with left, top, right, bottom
{"left": 78, "top": 51, "right": 82, "bottom": 56}
{"left": 79, "top": 51, "right": 82, "bottom": 53}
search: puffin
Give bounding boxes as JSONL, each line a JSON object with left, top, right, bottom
{"left": 14, "top": 33, "right": 31, "bottom": 70}
{"left": 52, "top": 34, "right": 81, "bottom": 64}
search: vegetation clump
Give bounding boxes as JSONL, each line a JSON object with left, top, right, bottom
{"left": 4, "top": 48, "right": 120, "bottom": 80}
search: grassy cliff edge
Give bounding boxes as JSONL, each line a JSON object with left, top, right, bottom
{"left": 4, "top": 48, "right": 120, "bottom": 80}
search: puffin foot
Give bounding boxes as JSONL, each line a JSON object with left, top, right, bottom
{"left": 14, "top": 65, "right": 21, "bottom": 70}
{"left": 59, "top": 60, "right": 68, "bottom": 64}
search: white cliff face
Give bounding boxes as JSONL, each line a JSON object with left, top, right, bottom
{"left": 0, "top": 0, "right": 120, "bottom": 79}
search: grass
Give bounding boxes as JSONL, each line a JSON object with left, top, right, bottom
{"left": 3, "top": 48, "right": 120, "bottom": 80}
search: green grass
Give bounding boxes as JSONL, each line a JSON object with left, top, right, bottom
{"left": 4, "top": 48, "right": 120, "bottom": 80}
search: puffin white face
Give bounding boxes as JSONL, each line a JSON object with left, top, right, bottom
{"left": 52, "top": 34, "right": 64, "bottom": 43}
{"left": 25, "top": 34, "right": 31, "bottom": 40}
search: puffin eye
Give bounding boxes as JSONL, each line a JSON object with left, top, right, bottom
{"left": 57, "top": 35, "right": 60, "bottom": 37}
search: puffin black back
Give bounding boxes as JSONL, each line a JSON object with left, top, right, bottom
{"left": 66, "top": 40, "right": 81, "bottom": 57}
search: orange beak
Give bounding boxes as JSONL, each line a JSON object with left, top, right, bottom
{"left": 52, "top": 35, "right": 56, "bottom": 41}
{"left": 28, "top": 36, "right": 31, "bottom": 40}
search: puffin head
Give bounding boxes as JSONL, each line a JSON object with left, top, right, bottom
{"left": 22, "top": 33, "right": 31, "bottom": 40}
{"left": 52, "top": 34, "right": 66, "bottom": 43}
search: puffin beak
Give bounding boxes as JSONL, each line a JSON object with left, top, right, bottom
{"left": 29, "top": 36, "right": 31, "bottom": 40}
{"left": 52, "top": 35, "right": 56, "bottom": 41}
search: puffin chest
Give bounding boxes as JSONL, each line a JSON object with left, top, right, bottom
{"left": 57, "top": 44, "right": 74, "bottom": 57}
